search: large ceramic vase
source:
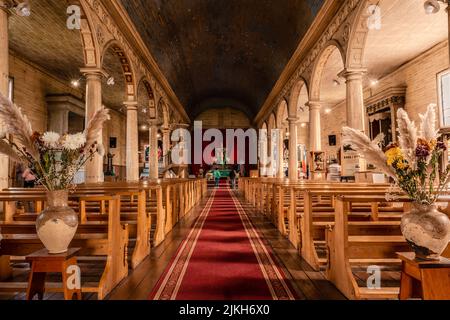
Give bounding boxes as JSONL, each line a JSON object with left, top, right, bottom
{"left": 35, "top": 190, "right": 78, "bottom": 254}
{"left": 401, "top": 203, "right": 450, "bottom": 260}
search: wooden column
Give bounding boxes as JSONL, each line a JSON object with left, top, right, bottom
{"left": 447, "top": 3, "right": 450, "bottom": 64}
{"left": 307, "top": 101, "right": 322, "bottom": 151}
{"left": 0, "top": 6, "right": 10, "bottom": 279}
{"left": 82, "top": 68, "right": 105, "bottom": 183}
{"left": 288, "top": 117, "right": 298, "bottom": 181}
{"left": 125, "top": 101, "right": 139, "bottom": 181}
{"left": 162, "top": 127, "right": 171, "bottom": 167}
{"left": 277, "top": 128, "right": 285, "bottom": 178}
{"left": 343, "top": 69, "right": 366, "bottom": 132}
{"left": 178, "top": 123, "right": 190, "bottom": 179}
{"left": 259, "top": 130, "right": 268, "bottom": 177}
{"left": 148, "top": 120, "right": 159, "bottom": 179}
{"left": 343, "top": 69, "right": 367, "bottom": 171}
{"left": 0, "top": 7, "right": 9, "bottom": 190}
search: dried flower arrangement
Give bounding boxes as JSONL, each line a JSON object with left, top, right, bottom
{"left": 343, "top": 104, "right": 450, "bottom": 205}
{"left": 0, "top": 93, "right": 110, "bottom": 191}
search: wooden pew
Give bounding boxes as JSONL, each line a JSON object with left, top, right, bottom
{"left": 291, "top": 188, "right": 397, "bottom": 270}
{"left": 0, "top": 195, "right": 128, "bottom": 300}
{"left": 2, "top": 178, "right": 206, "bottom": 265}
{"left": 325, "top": 195, "right": 450, "bottom": 300}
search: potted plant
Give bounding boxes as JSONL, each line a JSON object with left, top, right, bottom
{"left": 0, "top": 93, "right": 109, "bottom": 253}
{"left": 343, "top": 104, "right": 450, "bottom": 260}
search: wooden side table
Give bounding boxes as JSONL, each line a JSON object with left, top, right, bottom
{"left": 26, "top": 248, "right": 82, "bottom": 300}
{"left": 397, "top": 252, "right": 450, "bottom": 300}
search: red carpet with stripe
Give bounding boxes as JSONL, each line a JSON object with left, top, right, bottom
{"left": 150, "top": 187, "right": 297, "bottom": 300}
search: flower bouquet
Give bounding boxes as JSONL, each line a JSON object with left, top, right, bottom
{"left": 0, "top": 93, "right": 110, "bottom": 253}
{"left": 343, "top": 104, "right": 450, "bottom": 260}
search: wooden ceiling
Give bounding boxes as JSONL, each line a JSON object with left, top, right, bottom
{"left": 119, "top": 0, "right": 325, "bottom": 119}
{"left": 318, "top": 0, "right": 448, "bottom": 109}
{"left": 9, "top": 0, "right": 84, "bottom": 86}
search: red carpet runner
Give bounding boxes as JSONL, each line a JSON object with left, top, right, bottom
{"left": 150, "top": 188, "right": 297, "bottom": 300}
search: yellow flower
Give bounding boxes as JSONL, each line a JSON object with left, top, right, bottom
{"left": 430, "top": 139, "right": 437, "bottom": 150}
{"left": 396, "top": 161, "right": 407, "bottom": 170}
{"left": 385, "top": 147, "right": 403, "bottom": 166}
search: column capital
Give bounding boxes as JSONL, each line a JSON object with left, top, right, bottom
{"left": 306, "top": 101, "right": 322, "bottom": 111}
{"left": 175, "top": 123, "right": 190, "bottom": 130}
{"left": 339, "top": 68, "right": 368, "bottom": 80}
{"left": 124, "top": 101, "right": 138, "bottom": 111}
{"left": 148, "top": 119, "right": 159, "bottom": 127}
{"left": 287, "top": 117, "right": 298, "bottom": 124}
{"left": 80, "top": 67, "right": 108, "bottom": 79}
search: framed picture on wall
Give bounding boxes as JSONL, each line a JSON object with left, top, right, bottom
{"left": 328, "top": 135, "right": 337, "bottom": 146}
{"left": 438, "top": 69, "right": 450, "bottom": 129}
{"left": 109, "top": 137, "right": 117, "bottom": 149}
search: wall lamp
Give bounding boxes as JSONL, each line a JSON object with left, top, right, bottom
{"left": 0, "top": 0, "right": 31, "bottom": 17}
{"left": 71, "top": 73, "right": 115, "bottom": 88}
{"left": 424, "top": 0, "right": 449, "bottom": 14}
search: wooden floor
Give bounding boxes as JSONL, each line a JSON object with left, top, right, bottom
{"left": 1, "top": 189, "right": 345, "bottom": 300}
{"left": 108, "top": 189, "right": 345, "bottom": 300}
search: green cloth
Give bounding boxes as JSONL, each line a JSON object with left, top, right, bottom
{"left": 213, "top": 170, "right": 221, "bottom": 178}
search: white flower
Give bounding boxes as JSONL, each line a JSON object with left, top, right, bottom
{"left": 62, "top": 133, "right": 86, "bottom": 150}
{"left": 42, "top": 132, "right": 60, "bottom": 148}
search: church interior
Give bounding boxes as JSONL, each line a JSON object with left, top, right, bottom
{"left": 0, "top": 0, "right": 449, "bottom": 304}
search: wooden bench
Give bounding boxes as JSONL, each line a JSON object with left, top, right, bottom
{"left": 0, "top": 195, "right": 128, "bottom": 300}
{"left": 325, "top": 195, "right": 450, "bottom": 300}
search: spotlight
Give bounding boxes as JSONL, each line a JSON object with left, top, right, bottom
{"left": 157, "top": 133, "right": 162, "bottom": 139}
{"left": 71, "top": 79, "right": 80, "bottom": 88}
{"left": 15, "top": 1, "right": 30, "bottom": 17}
{"left": 325, "top": 108, "right": 332, "bottom": 114}
{"left": 300, "top": 123, "right": 307, "bottom": 128}
{"left": 140, "top": 124, "right": 148, "bottom": 131}
{"left": 370, "top": 79, "right": 379, "bottom": 87}
{"left": 424, "top": 0, "right": 441, "bottom": 14}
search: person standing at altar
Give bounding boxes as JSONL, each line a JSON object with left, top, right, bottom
{"left": 213, "top": 168, "right": 221, "bottom": 188}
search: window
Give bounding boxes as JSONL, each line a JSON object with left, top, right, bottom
{"left": 438, "top": 69, "right": 450, "bottom": 129}
{"left": 8, "top": 77, "right": 13, "bottom": 101}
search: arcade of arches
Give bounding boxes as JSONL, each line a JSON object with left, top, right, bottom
{"left": 0, "top": 0, "right": 449, "bottom": 301}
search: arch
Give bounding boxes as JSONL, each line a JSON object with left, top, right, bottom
{"left": 309, "top": 40, "right": 346, "bottom": 101}
{"left": 101, "top": 40, "right": 137, "bottom": 101}
{"left": 261, "top": 121, "right": 268, "bottom": 130}
{"left": 157, "top": 98, "right": 170, "bottom": 127}
{"left": 288, "top": 78, "right": 309, "bottom": 118}
{"left": 78, "top": 1, "right": 102, "bottom": 68}
{"left": 267, "top": 112, "right": 276, "bottom": 132}
{"left": 296, "top": 82, "right": 310, "bottom": 124}
{"left": 345, "top": 0, "right": 373, "bottom": 70}
{"left": 136, "top": 77, "right": 157, "bottom": 125}
{"left": 276, "top": 99, "right": 288, "bottom": 129}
